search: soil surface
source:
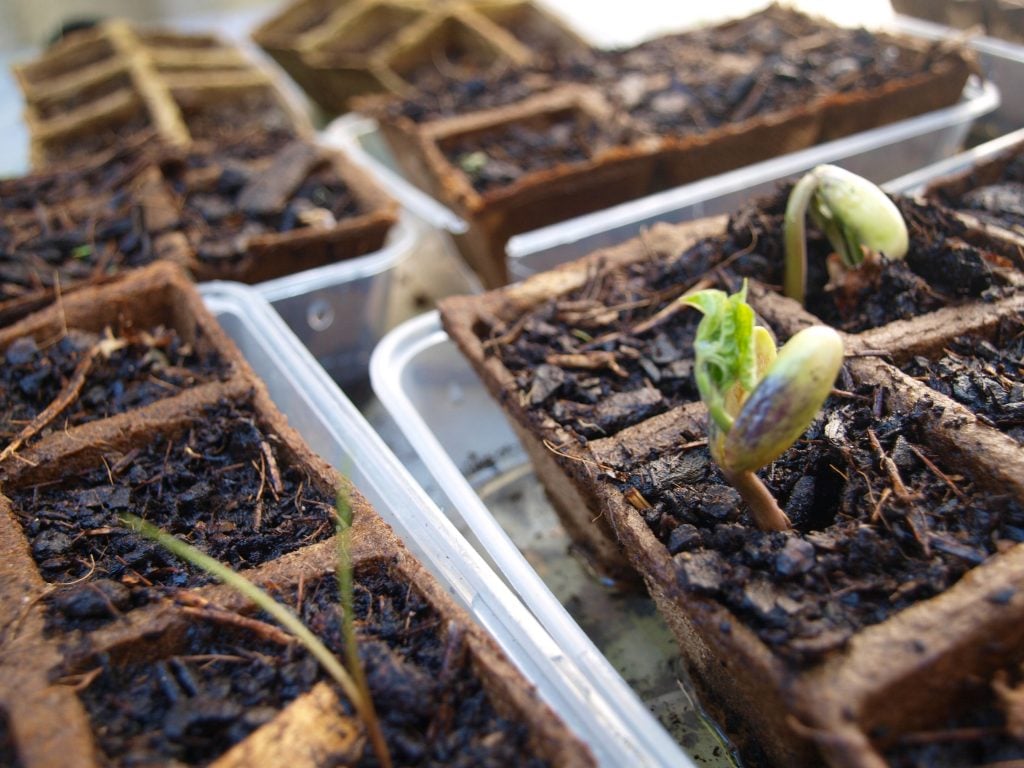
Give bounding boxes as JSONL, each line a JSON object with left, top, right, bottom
{"left": 728, "top": 188, "right": 1002, "bottom": 333}
{"left": 482, "top": 189, "right": 1004, "bottom": 448}
{"left": 0, "top": 326, "right": 230, "bottom": 449}
{"left": 479, "top": 234, "right": 727, "bottom": 440}
{"left": 901, "top": 314, "right": 1024, "bottom": 444}
{"left": 882, "top": 663, "right": 1024, "bottom": 766}
{"left": 78, "top": 563, "right": 550, "bottom": 767}
{"left": 929, "top": 151, "right": 1024, "bottom": 232}
{"left": 54, "top": 115, "right": 155, "bottom": 165}
{"left": 474, "top": 185, "right": 1023, "bottom": 665}
{"left": 445, "top": 111, "right": 605, "bottom": 195}
{"left": 164, "top": 141, "right": 363, "bottom": 265}
{"left": 617, "top": 384, "right": 1024, "bottom": 664}
{"left": 178, "top": 90, "right": 297, "bottom": 149}
{"left": 0, "top": 157, "right": 166, "bottom": 307}
{"left": 8, "top": 397, "right": 335, "bottom": 632}
{"left": 381, "top": 4, "right": 958, "bottom": 150}
{"left": 0, "top": 143, "right": 148, "bottom": 217}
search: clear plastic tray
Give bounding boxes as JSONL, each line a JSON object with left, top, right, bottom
{"left": 254, "top": 214, "right": 416, "bottom": 389}
{"left": 886, "top": 125, "right": 1024, "bottom": 195}
{"left": 893, "top": 14, "right": 1024, "bottom": 138}
{"left": 323, "top": 75, "right": 998, "bottom": 281}
{"left": 199, "top": 282, "right": 680, "bottom": 768}
{"left": 370, "top": 310, "right": 738, "bottom": 768}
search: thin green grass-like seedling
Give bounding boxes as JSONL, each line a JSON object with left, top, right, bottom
{"left": 334, "top": 486, "right": 390, "bottom": 767}
{"left": 121, "top": 504, "right": 392, "bottom": 768}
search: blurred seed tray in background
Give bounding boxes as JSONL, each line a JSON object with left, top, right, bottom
{"left": 13, "top": 19, "right": 311, "bottom": 168}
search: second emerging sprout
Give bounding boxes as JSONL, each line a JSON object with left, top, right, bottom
{"left": 684, "top": 282, "right": 844, "bottom": 531}
{"left": 784, "top": 164, "right": 909, "bottom": 305}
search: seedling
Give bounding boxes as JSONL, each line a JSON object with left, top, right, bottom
{"left": 784, "top": 164, "right": 909, "bottom": 305}
{"left": 684, "top": 282, "right": 844, "bottom": 531}
{"left": 121, "top": 488, "right": 392, "bottom": 768}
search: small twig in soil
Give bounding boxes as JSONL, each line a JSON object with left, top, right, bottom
{"left": 867, "top": 428, "right": 916, "bottom": 504}
{"left": 630, "top": 278, "right": 714, "bottom": 335}
{"left": 873, "top": 385, "right": 886, "bottom": 420}
{"left": 54, "top": 269, "right": 68, "bottom": 339}
{"left": 176, "top": 653, "right": 251, "bottom": 666}
{"left": 180, "top": 603, "right": 295, "bottom": 647}
{"left": 0, "top": 342, "right": 101, "bottom": 463}
{"left": 54, "top": 667, "right": 103, "bottom": 692}
{"left": 830, "top": 388, "right": 872, "bottom": 402}
{"left": 907, "top": 444, "right": 968, "bottom": 502}
{"left": 870, "top": 487, "right": 891, "bottom": 523}
{"left": 482, "top": 313, "right": 529, "bottom": 351}
{"left": 541, "top": 438, "right": 623, "bottom": 479}
{"left": 252, "top": 499, "right": 264, "bottom": 533}
{"left": 109, "top": 448, "right": 141, "bottom": 477}
{"left": 259, "top": 440, "right": 283, "bottom": 498}
{"left": 546, "top": 351, "right": 629, "bottom": 378}
{"left": 623, "top": 487, "right": 653, "bottom": 511}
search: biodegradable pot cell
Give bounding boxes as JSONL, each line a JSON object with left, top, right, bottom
{"left": 439, "top": 187, "right": 1024, "bottom": 766}
{"left": 0, "top": 144, "right": 187, "bottom": 329}
{"left": 14, "top": 20, "right": 310, "bottom": 168}
{"left": 370, "top": 4, "right": 974, "bottom": 289}
{"left": 159, "top": 137, "right": 397, "bottom": 284}
{"left": 0, "top": 262, "right": 594, "bottom": 768}
{"left": 409, "top": 86, "right": 655, "bottom": 288}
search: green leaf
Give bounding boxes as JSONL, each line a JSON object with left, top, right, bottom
{"left": 683, "top": 281, "right": 773, "bottom": 434}
{"left": 71, "top": 244, "right": 92, "bottom": 261}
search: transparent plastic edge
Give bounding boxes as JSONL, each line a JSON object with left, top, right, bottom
{"left": 371, "top": 311, "right": 696, "bottom": 768}
{"left": 254, "top": 214, "right": 417, "bottom": 303}
{"left": 506, "top": 78, "right": 999, "bottom": 261}
{"left": 885, "top": 125, "right": 1024, "bottom": 195}
{"left": 199, "top": 283, "right": 663, "bottom": 768}
{"left": 891, "top": 14, "right": 1024, "bottom": 62}
{"left": 322, "top": 114, "right": 470, "bottom": 234}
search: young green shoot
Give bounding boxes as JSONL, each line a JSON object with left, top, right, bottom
{"left": 784, "top": 164, "right": 909, "bottom": 305}
{"left": 684, "top": 282, "right": 844, "bottom": 531}
{"left": 121, "top": 496, "right": 392, "bottom": 768}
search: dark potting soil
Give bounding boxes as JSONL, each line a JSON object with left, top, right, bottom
{"left": 167, "top": 149, "right": 362, "bottom": 265}
{"left": 0, "top": 143, "right": 149, "bottom": 217}
{"left": 0, "top": 326, "right": 230, "bottom": 447}
{"left": 476, "top": 189, "right": 1001, "bottom": 445}
{"left": 618, "top": 384, "right": 1024, "bottom": 665}
{"left": 178, "top": 90, "right": 297, "bottom": 149}
{"left": 8, "top": 397, "right": 334, "bottom": 631}
{"left": 728, "top": 188, "right": 1001, "bottom": 333}
{"left": 78, "top": 564, "right": 550, "bottom": 768}
{"left": 901, "top": 314, "right": 1024, "bottom": 445}
{"left": 930, "top": 152, "right": 1024, "bottom": 232}
{"left": 1, "top": 181, "right": 163, "bottom": 304}
{"left": 481, "top": 236, "right": 730, "bottom": 441}
{"left": 382, "top": 5, "right": 956, "bottom": 146}
{"left": 483, "top": 187, "right": 996, "bottom": 445}
{"left": 445, "top": 111, "right": 606, "bottom": 195}
{"left": 54, "top": 114, "right": 154, "bottom": 165}
{"left": 0, "top": 707, "right": 21, "bottom": 768}
{"left": 882, "top": 664, "right": 1024, "bottom": 767}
